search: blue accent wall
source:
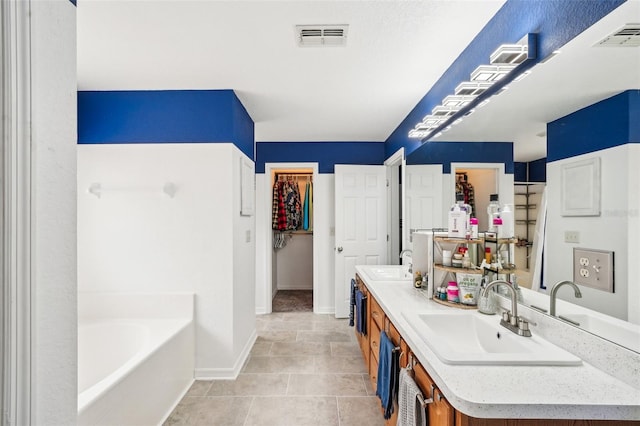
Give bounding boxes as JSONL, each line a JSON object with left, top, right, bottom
{"left": 255, "top": 142, "right": 385, "bottom": 174}
{"left": 547, "top": 90, "right": 639, "bottom": 162}
{"left": 405, "top": 142, "right": 513, "bottom": 174}
{"left": 78, "top": 90, "right": 255, "bottom": 159}
{"left": 386, "top": 0, "right": 626, "bottom": 159}
{"left": 529, "top": 157, "right": 547, "bottom": 182}
{"left": 514, "top": 162, "right": 527, "bottom": 182}
{"left": 515, "top": 158, "right": 547, "bottom": 182}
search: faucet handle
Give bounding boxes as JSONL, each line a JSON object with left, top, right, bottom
{"left": 502, "top": 311, "right": 511, "bottom": 323}
{"left": 517, "top": 317, "right": 532, "bottom": 337}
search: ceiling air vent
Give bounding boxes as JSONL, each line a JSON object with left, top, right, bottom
{"left": 296, "top": 25, "right": 348, "bottom": 47}
{"left": 595, "top": 24, "right": 640, "bottom": 47}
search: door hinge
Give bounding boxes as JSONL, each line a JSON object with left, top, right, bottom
{"left": 386, "top": 179, "right": 390, "bottom": 187}
{"left": 387, "top": 234, "right": 389, "bottom": 242}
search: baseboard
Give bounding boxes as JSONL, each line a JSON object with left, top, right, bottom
{"left": 194, "top": 329, "right": 257, "bottom": 380}
{"left": 276, "top": 284, "right": 313, "bottom": 291}
{"left": 314, "top": 306, "right": 335, "bottom": 315}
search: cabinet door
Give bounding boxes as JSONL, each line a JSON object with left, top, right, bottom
{"left": 369, "top": 294, "right": 385, "bottom": 331}
{"left": 413, "top": 360, "right": 455, "bottom": 426}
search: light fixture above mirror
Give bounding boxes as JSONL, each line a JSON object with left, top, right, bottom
{"left": 409, "top": 33, "right": 538, "bottom": 141}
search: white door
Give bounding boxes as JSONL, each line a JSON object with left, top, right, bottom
{"left": 334, "top": 165, "right": 387, "bottom": 318}
{"left": 404, "top": 164, "right": 444, "bottom": 250}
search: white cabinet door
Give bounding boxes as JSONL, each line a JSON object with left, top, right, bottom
{"left": 334, "top": 165, "right": 387, "bottom": 318}
{"left": 405, "top": 164, "right": 444, "bottom": 250}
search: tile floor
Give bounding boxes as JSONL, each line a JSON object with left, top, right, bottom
{"left": 164, "top": 311, "right": 385, "bottom": 426}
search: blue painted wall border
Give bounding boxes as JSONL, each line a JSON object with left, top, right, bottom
{"left": 406, "top": 142, "right": 513, "bottom": 174}
{"left": 78, "top": 89, "right": 255, "bottom": 159}
{"left": 515, "top": 158, "right": 547, "bottom": 182}
{"left": 386, "top": 0, "right": 626, "bottom": 159}
{"left": 255, "top": 142, "right": 385, "bottom": 174}
{"left": 547, "top": 90, "right": 639, "bottom": 162}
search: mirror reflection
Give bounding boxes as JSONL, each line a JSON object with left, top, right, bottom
{"left": 404, "top": 1, "right": 640, "bottom": 352}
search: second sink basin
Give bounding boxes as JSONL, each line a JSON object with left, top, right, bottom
{"left": 403, "top": 311, "right": 582, "bottom": 366}
{"left": 361, "top": 265, "right": 412, "bottom": 281}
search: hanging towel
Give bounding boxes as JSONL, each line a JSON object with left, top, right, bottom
{"left": 355, "top": 290, "right": 367, "bottom": 335}
{"left": 349, "top": 279, "right": 356, "bottom": 327}
{"left": 376, "top": 331, "right": 400, "bottom": 420}
{"left": 397, "top": 368, "right": 428, "bottom": 426}
{"left": 302, "top": 181, "right": 310, "bottom": 230}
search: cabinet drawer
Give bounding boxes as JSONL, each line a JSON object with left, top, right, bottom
{"left": 387, "top": 319, "right": 401, "bottom": 346}
{"left": 369, "top": 350, "right": 378, "bottom": 394}
{"left": 370, "top": 317, "right": 381, "bottom": 362}
{"left": 370, "top": 294, "right": 384, "bottom": 330}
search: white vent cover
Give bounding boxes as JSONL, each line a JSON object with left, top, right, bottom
{"left": 296, "top": 25, "right": 348, "bottom": 47}
{"left": 595, "top": 24, "right": 640, "bottom": 47}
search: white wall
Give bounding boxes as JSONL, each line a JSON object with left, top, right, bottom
{"left": 78, "top": 143, "right": 256, "bottom": 378}
{"left": 31, "top": 1, "right": 78, "bottom": 424}
{"left": 276, "top": 234, "right": 313, "bottom": 290}
{"left": 546, "top": 145, "right": 636, "bottom": 322}
{"left": 462, "top": 168, "right": 497, "bottom": 230}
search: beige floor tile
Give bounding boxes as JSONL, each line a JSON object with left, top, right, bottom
{"left": 313, "top": 320, "right": 351, "bottom": 332}
{"left": 256, "top": 330, "right": 297, "bottom": 343}
{"left": 244, "top": 396, "right": 339, "bottom": 426}
{"left": 296, "top": 330, "right": 352, "bottom": 342}
{"left": 163, "top": 396, "right": 252, "bottom": 426}
{"left": 330, "top": 342, "right": 362, "bottom": 356}
{"left": 314, "top": 355, "right": 369, "bottom": 374}
{"left": 281, "top": 312, "right": 334, "bottom": 322}
{"left": 337, "top": 396, "right": 386, "bottom": 426}
{"left": 206, "top": 373, "right": 289, "bottom": 396}
{"left": 287, "top": 374, "right": 367, "bottom": 396}
{"left": 269, "top": 341, "right": 331, "bottom": 356}
{"left": 243, "top": 355, "right": 315, "bottom": 374}
{"left": 257, "top": 312, "right": 285, "bottom": 321}
{"left": 362, "top": 373, "right": 376, "bottom": 396}
{"left": 250, "top": 341, "right": 273, "bottom": 356}
{"left": 183, "top": 380, "right": 212, "bottom": 397}
{"left": 265, "top": 320, "right": 314, "bottom": 331}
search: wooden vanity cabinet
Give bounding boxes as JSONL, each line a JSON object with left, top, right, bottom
{"left": 354, "top": 273, "right": 638, "bottom": 426}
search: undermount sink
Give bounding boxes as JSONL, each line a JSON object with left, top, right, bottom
{"left": 361, "top": 265, "right": 412, "bottom": 282}
{"left": 403, "top": 311, "right": 582, "bottom": 366}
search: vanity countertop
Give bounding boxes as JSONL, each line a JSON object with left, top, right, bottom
{"left": 355, "top": 265, "right": 640, "bottom": 420}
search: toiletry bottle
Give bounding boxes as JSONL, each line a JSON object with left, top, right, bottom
{"left": 500, "top": 204, "right": 514, "bottom": 239}
{"left": 484, "top": 247, "right": 492, "bottom": 264}
{"left": 448, "top": 194, "right": 470, "bottom": 238}
{"left": 414, "top": 271, "right": 422, "bottom": 288}
{"left": 447, "top": 281, "right": 460, "bottom": 303}
{"left": 469, "top": 217, "right": 478, "bottom": 239}
{"left": 487, "top": 194, "right": 500, "bottom": 233}
{"left": 462, "top": 251, "right": 471, "bottom": 269}
{"left": 493, "top": 216, "right": 503, "bottom": 239}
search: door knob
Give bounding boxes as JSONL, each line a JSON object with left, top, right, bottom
{"left": 337, "top": 246, "right": 343, "bottom": 253}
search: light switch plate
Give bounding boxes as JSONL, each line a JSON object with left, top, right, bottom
{"left": 564, "top": 231, "right": 580, "bottom": 243}
{"left": 573, "top": 248, "right": 614, "bottom": 292}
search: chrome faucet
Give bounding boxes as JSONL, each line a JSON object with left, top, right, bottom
{"left": 481, "top": 279, "right": 531, "bottom": 337}
{"left": 549, "top": 280, "right": 582, "bottom": 317}
{"left": 399, "top": 249, "right": 413, "bottom": 274}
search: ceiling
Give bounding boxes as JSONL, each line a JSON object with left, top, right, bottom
{"left": 77, "top": 1, "right": 640, "bottom": 162}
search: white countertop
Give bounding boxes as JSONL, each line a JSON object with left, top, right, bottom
{"left": 356, "top": 265, "right": 640, "bottom": 420}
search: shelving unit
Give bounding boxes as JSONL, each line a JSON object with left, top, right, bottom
{"left": 514, "top": 182, "right": 543, "bottom": 269}
{"left": 430, "top": 232, "right": 516, "bottom": 308}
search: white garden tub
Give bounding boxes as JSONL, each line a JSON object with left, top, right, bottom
{"left": 77, "top": 292, "right": 194, "bottom": 426}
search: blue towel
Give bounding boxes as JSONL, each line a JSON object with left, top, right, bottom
{"left": 355, "top": 290, "right": 367, "bottom": 335}
{"left": 349, "top": 279, "right": 356, "bottom": 327}
{"left": 376, "top": 331, "right": 400, "bottom": 420}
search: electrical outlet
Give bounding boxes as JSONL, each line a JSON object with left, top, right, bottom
{"left": 565, "top": 231, "right": 580, "bottom": 243}
{"left": 573, "top": 248, "right": 614, "bottom": 292}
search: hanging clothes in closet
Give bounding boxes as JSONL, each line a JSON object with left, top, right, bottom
{"left": 272, "top": 176, "right": 304, "bottom": 231}
{"left": 456, "top": 173, "right": 476, "bottom": 217}
{"left": 302, "top": 179, "right": 313, "bottom": 231}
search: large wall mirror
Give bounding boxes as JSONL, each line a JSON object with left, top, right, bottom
{"left": 406, "top": 2, "right": 640, "bottom": 353}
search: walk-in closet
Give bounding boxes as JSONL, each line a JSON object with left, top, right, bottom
{"left": 271, "top": 168, "right": 314, "bottom": 312}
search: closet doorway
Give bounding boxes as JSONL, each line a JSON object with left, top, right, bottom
{"left": 266, "top": 164, "right": 318, "bottom": 313}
